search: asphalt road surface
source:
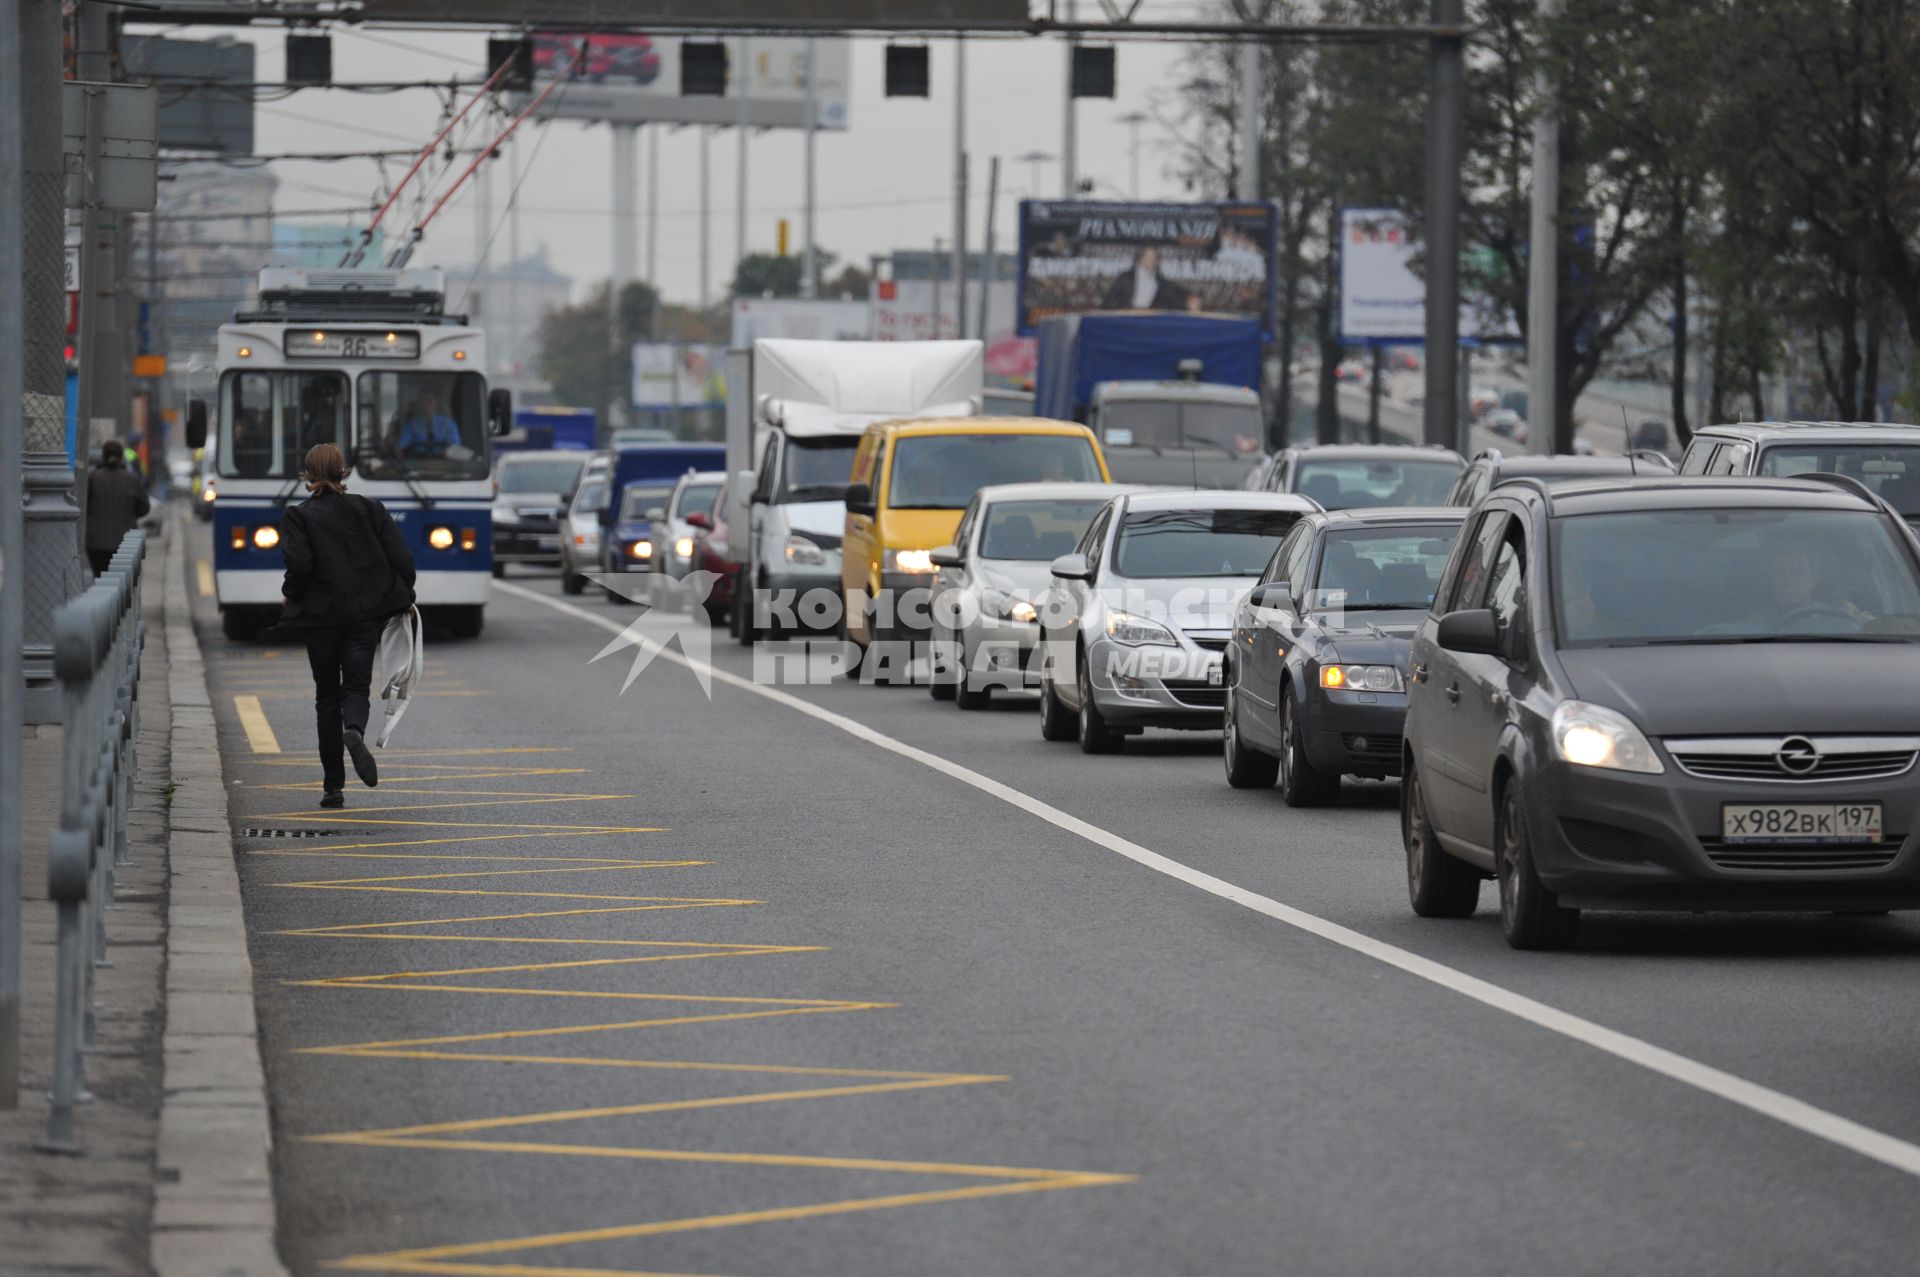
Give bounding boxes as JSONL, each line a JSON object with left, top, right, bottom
{"left": 191, "top": 539, "right": 1920, "bottom": 1277}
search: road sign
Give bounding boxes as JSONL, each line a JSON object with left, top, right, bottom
{"left": 1336, "top": 207, "right": 1520, "bottom": 345}
{"left": 61, "top": 82, "right": 158, "bottom": 212}
{"left": 133, "top": 355, "right": 167, "bottom": 378}
{"left": 63, "top": 247, "right": 79, "bottom": 294}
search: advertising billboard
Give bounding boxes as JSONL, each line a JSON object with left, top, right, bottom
{"left": 730, "top": 297, "right": 869, "bottom": 345}
{"left": 1337, "top": 207, "right": 1521, "bottom": 345}
{"left": 632, "top": 343, "right": 728, "bottom": 409}
{"left": 523, "top": 33, "right": 849, "bottom": 130}
{"left": 1016, "top": 200, "right": 1276, "bottom": 337}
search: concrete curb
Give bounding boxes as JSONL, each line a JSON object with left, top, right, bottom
{"left": 149, "top": 514, "right": 289, "bottom": 1277}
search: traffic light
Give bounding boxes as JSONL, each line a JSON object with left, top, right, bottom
{"left": 682, "top": 42, "right": 728, "bottom": 96}
{"left": 1071, "top": 45, "right": 1115, "bottom": 99}
{"left": 487, "top": 38, "right": 533, "bottom": 92}
{"left": 286, "top": 35, "right": 332, "bottom": 87}
{"left": 885, "top": 45, "right": 930, "bottom": 97}
{"left": 777, "top": 218, "right": 790, "bottom": 258}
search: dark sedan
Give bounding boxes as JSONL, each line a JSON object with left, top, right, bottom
{"left": 1224, "top": 507, "right": 1467, "bottom": 805}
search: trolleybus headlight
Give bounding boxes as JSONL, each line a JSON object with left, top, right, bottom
{"left": 252, "top": 526, "right": 279, "bottom": 550}
{"left": 427, "top": 526, "right": 455, "bottom": 551}
{"left": 459, "top": 527, "right": 479, "bottom": 552}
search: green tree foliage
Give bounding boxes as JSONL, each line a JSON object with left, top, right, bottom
{"left": 536, "top": 280, "right": 661, "bottom": 417}
{"left": 729, "top": 249, "right": 842, "bottom": 299}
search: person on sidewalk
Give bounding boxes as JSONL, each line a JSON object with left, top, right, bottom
{"left": 278, "top": 443, "right": 417, "bottom": 809}
{"left": 85, "top": 438, "right": 151, "bottom": 576}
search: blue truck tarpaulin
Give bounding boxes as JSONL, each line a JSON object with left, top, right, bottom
{"left": 1033, "top": 313, "right": 1263, "bottom": 421}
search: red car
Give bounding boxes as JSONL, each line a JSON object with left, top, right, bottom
{"left": 684, "top": 477, "right": 739, "bottom": 629}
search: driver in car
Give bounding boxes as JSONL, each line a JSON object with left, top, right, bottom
{"left": 1744, "top": 545, "right": 1872, "bottom": 627}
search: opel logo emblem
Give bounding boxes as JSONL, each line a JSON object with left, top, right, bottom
{"left": 1775, "top": 737, "right": 1822, "bottom": 776}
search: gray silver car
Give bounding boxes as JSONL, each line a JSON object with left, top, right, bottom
{"left": 926, "top": 482, "right": 1141, "bottom": 708}
{"left": 490, "top": 451, "right": 587, "bottom": 576}
{"left": 644, "top": 470, "right": 725, "bottom": 611}
{"left": 1036, "top": 489, "right": 1320, "bottom": 753}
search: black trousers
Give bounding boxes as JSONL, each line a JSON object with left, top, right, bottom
{"left": 87, "top": 548, "right": 115, "bottom": 576}
{"left": 304, "top": 619, "right": 383, "bottom": 793}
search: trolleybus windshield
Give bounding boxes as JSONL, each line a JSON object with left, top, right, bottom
{"left": 355, "top": 370, "right": 490, "bottom": 481}
{"left": 217, "top": 370, "right": 350, "bottom": 479}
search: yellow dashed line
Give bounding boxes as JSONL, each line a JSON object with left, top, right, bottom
{"left": 234, "top": 694, "right": 281, "bottom": 754}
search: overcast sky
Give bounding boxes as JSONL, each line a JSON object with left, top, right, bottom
{"left": 139, "top": 5, "right": 1226, "bottom": 306}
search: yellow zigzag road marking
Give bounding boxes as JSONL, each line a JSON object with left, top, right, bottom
{"left": 250, "top": 783, "right": 1127, "bottom": 1274}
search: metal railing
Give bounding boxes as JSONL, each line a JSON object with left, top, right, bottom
{"left": 37, "top": 528, "right": 146, "bottom": 1155}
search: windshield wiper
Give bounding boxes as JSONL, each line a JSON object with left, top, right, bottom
{"left": 1636, "top": 634, "right": 1910, "bottom": 646}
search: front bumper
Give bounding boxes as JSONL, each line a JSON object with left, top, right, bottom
{"left": 1526, "top": 757, "right": 1920, "bottom": 912}
{"left": 493, "top": 526, "right": 564, "bottom": 563}
{"left": 1084, "top": 637, "right": 1225, "bottom": 730}
{"left": 954, "top": 618, "right": 1042, "bottom": 686}
{"left": 1303, "top": 685, "right": 1409, "bottom": 778}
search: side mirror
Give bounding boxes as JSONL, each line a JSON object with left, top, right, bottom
{"left": 844, "top": 482, "right": 874, "bottom": 516}
{"left": 645, "top": 506, "right": 667, "bottom": 521}
{"left": 488, "top": 388, "right": 513, "bottom": 437}
{"left": 684, "top": 511, "right": 711, "bottom": 530}
{"left": 1250, "top": 580, "right": 1292, "bottom": 610}
{"left": 929, "top": 544, "right": 962, "bottom": 568}
{"left": 186, "top": 399, "right": 208, "bottom": 450}
{"left": 1050, "top": 552, "right": 1093, "bottom": 581}
{"left": 1436, "top": 608, "right": 1501, "bottom": 655}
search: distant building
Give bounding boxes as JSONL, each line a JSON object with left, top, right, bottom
{"left": 270, "top": 223, "right": 382, "bottom": 270}
{"left": 456, "top": 246, "right": 573, "bottom": 396}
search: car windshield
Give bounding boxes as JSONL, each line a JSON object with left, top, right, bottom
{"left": 619, "top": 485, "right": 673, "bottom": 521}
{"left": 1294, "top": 458, "right": 1461, "bottom": 510}
{"left": 355, "top": 371, "right": 490, "bottom": 481}
{"left": 888, "top": 434, "right": 1102, "bottom": 509}
{"left": 1554, "top": 508, "right": 1920, "bottom": 645}
{"left": 980, "top": 498, "right": 1112, "bottom": 561}
{"left": 1758, "top": 444, "right": 1920, "bottom": 517}
{"left": 673, "top": 481, "right": 722, "bottom": 519}
{"left": 1113, "top": 507, "right": 1305, "bottom": 578}
{"left": 218, "top": 370, "right": 348, "bottom": 479}
{"left": 1307, "top": 527, "right": 1457, "bottom": 611}
{"left": 1098, "top": 399, "right": 1264, "bottom": 454}
{"left": 571, "top": 480, "right": 606, "bottom": 515}
{"left": 497, "top": 458, "right": 584, "bottom": 494}
{"left": 782, "top": 436, "right": 860, "bottom": 501}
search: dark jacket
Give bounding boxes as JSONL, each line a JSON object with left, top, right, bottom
{"left": 85, "top": 463, "right": 151, "bottom": 552}
{"left": 278, "top": 490, "right": 417, "bottom": 628}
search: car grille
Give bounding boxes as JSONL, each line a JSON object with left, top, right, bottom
{"left": 1665, "top": 736, "right": 1920, "bottom": 783}
{"left": 513, "top": 507, "right": 559, "bottom": 531}
{"left": 1342, "top": 733, "right": 1403, "bottom": 763}
{"left": 1698, "top": 838, "right": 1903, "bottom": 873}
{"left": 1185, "top": 631, "right": 1231, "bottom": 653}
{"left": 1163, "top": 680, "right": 1226, "bottom": 709}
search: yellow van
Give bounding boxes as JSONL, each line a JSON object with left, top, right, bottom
{"left": 841, "top": 417, "right": 1108, "bottom": 645}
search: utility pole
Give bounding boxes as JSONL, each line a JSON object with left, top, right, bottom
{"left": 1422, "top": 0, "right": 1466, "bottom": 451}
{"left": 19, "top": 0, "right": 80, "bottom": 725}
{"left": 1, "top": 0, "right": 26, "bottom": 1108}
{"left": 735, "top": 35, "right": 751, "bottom": 298}
{"left": 1525, "top": 0, "right": 1560, "bottom": 454}
{"left": 1236, "top": 40, "right": 1262, "bottom": 200}
{"left": 646, "top": 124, "right": 660, "bottom": 337}
{"left": 952, "top": 36, "right": 968, "bottom": 340}
{"left": 698, "top": 126, "right": 711, "bottom": 308}
{"left": 610, "top": 121, "right": 636, "bottom": 425}
{"left": 800, "top": 37, "right": 818, "bottom": 299}
{"left": 1061, "top": 0, "right": 1078, "bottom": 197}
{"left": 75, "top": 0, "right": 118, "bottom": 523}
{"left": 977, "top": 155, "right": 1001, "bottom": 340}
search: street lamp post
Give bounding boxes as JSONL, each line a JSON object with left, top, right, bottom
{"left": 1116, "top": 110, "right": 1148, "bottom": 199}
{"left": 1016, "top": 150, "right": 1056, "bottom": 199}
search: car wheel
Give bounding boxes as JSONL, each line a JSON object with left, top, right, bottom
{"left": 929, "top": 636, "right": 958, "bottom": 701}
{"left": 1404, "top": 758, "right": 1479, "bottom": 918}
{"left": 1038, "top": 662, "right": 1076, "bottom": 741}
{"left": 220, "top": 608, "right": 260, "bottom": 642}
{"left": 491, "top": 561, "right": 505, "bottom": 579}
{"left": 955, "top": 671, "right": 990, "bottom": 710}
{"left": 1076, "top": 652, "right": 1121, "bottom": 754}
{"left": 1222, "top": 682, "right": 1279, "bottom": 789}
{"left": 1279, "top": 691, "right": 1339, "bottom": 807}
{"left": 1497, "top": 782, "right": 1579, "bottom": 950}
{"left": 562, "top": 570, "right": 586, "bottom": 596}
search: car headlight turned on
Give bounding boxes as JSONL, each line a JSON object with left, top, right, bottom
{"left": 1009, "top": 600, "right": 1038, "bottom": 624}
{"left": 886, "top": 547, "right": 936, "bottom": 574}
{"left": 1320, "top": 663, "right": 1403, "bottom": 692}
{"left": 1105, "top": 610, "right": 1177, "bottom": 646}
{"left": 252, "top": 525, "right": 280, "bottom": 550}
{"left": 784, "top": 534, "right": 827, "bottom": 566}
{"left": 1551, "top": 700, "right": 1664, "bottom": 774}
{"left": 201, "top": 484, "right": 217, "bottom": 504}
{"left": 674, "top": 536, "right": 694, "bottom": 559}
{"left": 628, "top": 540, "right": 653, "bottom": 561}
{"left": 427, "top": 526, "right": 455, "bottom": 551}
{"left": 983, "top": 591, "right": 1040, "bottom": 624}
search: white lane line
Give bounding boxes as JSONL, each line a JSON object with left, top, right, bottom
{"left": 496, "top": 580, "right": 1920, "bottom": 1180}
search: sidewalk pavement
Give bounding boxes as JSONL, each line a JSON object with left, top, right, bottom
{"left": 0, "top": 510, "right": 286, "bottom": 1277}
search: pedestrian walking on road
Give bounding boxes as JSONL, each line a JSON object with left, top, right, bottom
{"left": 278, "top": 443, "right": 417, "bottom": 809}
{"left": 85, "top": 438, "right": 151, "bottom": 576}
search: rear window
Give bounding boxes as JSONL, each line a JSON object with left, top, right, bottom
{"left": 980, "top": 498, "right": 1112, "bottom": 561}
{"left": 673, "top": 482, "right": 722, "bottom": 519}
{"left": 619, "top": 485, "right": 674, "bottom": 521}
{"left": 887, "top": 434, "right": 1102, "bottom": 509}
{"left": 497, "top": 457, "right": 585, "bottom": 494}
{"left": 1113, "top": 507, "right": 1305, "bottom": 578}
{"left": 1308, "top": 527, "right": 1459, "bottom": 611}
{"left": 1294, "top": 457, "right": 1462, "bottom": 510}
{"left": 1758, "top": 444, "right": 1920, "bottom": 517}
{"left": 1554, "top": 507, "right": 1920, "bottom": 645}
